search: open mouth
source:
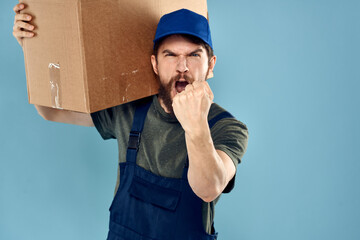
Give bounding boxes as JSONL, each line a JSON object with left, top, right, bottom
{"left": 175, "top": 80, "right": 189, "bottom": 93}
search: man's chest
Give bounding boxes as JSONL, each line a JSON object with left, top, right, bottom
{"left": 117, "top": 118, "right": 188, "bottom": 178}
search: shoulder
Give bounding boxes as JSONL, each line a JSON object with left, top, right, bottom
{"left": 209, "top": 103, "right": 248, "bottom": 131}
{"left": 90, "top": 96, "right": 154, "bottom": 139}
{"left": 92, "top": 96, "right": 153, "bottom": 120}
{"left": 208, "top": 103, "right": 249, "bottom": 164}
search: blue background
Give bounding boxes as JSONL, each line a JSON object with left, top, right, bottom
{"left": 1, "top": 0, "right": 359, "bottom": 239}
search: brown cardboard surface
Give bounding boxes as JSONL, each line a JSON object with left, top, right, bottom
{"left": 20, "top": 0, "right": 208, "bottom": 113}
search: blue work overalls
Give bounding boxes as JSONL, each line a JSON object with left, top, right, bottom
{"left": 107, "top": 100, "right": 234, "bottom": 240}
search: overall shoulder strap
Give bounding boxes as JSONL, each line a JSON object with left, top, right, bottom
{"left": 126, "top": 99, "right": 152, "bottom": 164}
{"left": 208, "top": 111, "right": 234, "bottom": 129}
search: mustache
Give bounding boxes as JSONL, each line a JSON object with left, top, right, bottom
{"left": 170, "top": 74, "right": 193, "bottom": 84}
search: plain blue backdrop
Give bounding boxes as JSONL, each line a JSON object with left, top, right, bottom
{"left": 1, "top": 0, "right": 359, "bottom": 239}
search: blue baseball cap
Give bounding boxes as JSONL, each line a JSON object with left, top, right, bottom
{"left": 153, "top": 9, "right": 213, "bottom": 49}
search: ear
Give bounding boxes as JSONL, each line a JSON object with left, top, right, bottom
{"left": 206, "top": 55, "right": 217, "bottom": 79}
{"left": 151, "top": 55, "right": 159, "bottom": 75}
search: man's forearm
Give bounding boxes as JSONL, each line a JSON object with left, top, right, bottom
{"left": 34, "top": 105, "right": 94, "bottom": 127}
{"left": 185, "top": 125, "right": 232, "bottom": 202}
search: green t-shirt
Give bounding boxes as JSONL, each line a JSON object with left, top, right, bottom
{"left": 91, "top": 95, "right": 248, "bottom": 234}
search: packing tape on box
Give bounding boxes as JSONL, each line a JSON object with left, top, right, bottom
{"left": 48, "top": 63, "right": 63, "bottom": 109}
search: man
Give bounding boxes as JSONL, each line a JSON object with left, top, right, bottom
{"left": 13, "top": 4, "right": 248, "bottom": 239}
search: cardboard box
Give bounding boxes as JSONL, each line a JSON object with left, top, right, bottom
{"left": 20, "top": 0, "right": 208, "bottom": 113}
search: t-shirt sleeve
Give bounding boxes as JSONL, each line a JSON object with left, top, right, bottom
{"left": 91, "top": 107, "right": 118, "bottom": 140}
{"left": 211, "top": 117, "right": 249, "bottom": 193}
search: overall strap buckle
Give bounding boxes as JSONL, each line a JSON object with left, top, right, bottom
{"left": 128, "top": 131, "right": 141, "bottom": 150}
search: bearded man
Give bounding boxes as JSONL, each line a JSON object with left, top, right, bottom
{"left": 13, "top": 5, "right": 248, "bottom": 239}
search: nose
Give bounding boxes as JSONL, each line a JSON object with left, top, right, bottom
{"left": 176, "top": 56, "right": 189, "bottom": 74}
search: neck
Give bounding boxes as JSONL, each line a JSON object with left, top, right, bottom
{"left": 157, "top": 95, "right": 171, "bottom": 113}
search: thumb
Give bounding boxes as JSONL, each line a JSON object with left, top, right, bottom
{"left": 204, "top": 81, "right": 214, "bottom": 102}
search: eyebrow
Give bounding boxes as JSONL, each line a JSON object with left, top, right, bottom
{"left": 161, "top": 48, "right": 204, "bottom": 55}
{"left": 162, "top": 49, "right": 175, "bottom": 55}
{"left": 189, "top": 49, "right": 204, "bottom": 55}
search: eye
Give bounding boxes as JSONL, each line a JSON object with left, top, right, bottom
{"left": 190, "top": 53, "right": 200, "bottom": 57}
{"left": 165, "top": 53, "right": 175, "bottom": 57}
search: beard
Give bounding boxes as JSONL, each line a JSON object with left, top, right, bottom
{"left": 158, "top": 80, "right": 175, "bottom": 116}
{"left": 157, "top": 68, "right": 210, "bottom": 116}
{"left": 157, "top": 74, "right": 188, "bottom": 116}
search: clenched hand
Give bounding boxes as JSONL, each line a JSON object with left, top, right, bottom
{"left": 172, "top": 81, "right": 214, "bottom": 135}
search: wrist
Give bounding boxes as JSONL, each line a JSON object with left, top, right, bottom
{"left": 184, "top": 122, "right": 211, "bottom": 142}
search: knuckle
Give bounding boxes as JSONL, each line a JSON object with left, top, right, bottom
{"left": 20, "top": 14, "right": 27, "bottom": 21}
{"left": 195, "top": 89, "right": 204, "bottom": 97}
{"left": 20, "top": 22, "right": 27, "bottom": 29}
{"left": 16, "top": 14, "right": 28, "bottom": 21}
{"left": 16, "top": 21, "right": 23, "bottom": 29}
{"left": 14, "top": 32, "right": 20, "bottom": 38}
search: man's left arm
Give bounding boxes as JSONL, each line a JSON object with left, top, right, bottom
{"left": 172, "top": 81, "right": 237, "bottom": 202}
{"left": 186, "top": 133, "right": 236, "bottom": 202}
